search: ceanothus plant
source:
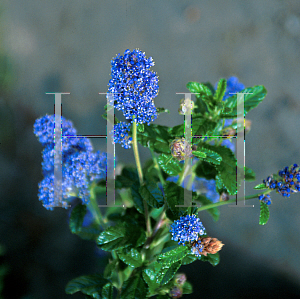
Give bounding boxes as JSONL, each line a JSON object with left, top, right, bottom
{"left": 34, "top": 48, "right": 286, "bottom": 298}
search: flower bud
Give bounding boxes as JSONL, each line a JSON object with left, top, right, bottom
{"left": 170, "top": 286, "right": 183, "bottom": 298}
{"left": 178, "top": 98, "right": 195, "bottom": 115}
{"left": 170, "top": 137, "right": 193, "bottom": 161}
{"left": 174, "top": 273, "right": 186, "bottom": 286}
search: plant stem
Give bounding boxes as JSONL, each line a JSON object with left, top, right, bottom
{"left": 197, "top": 189, "right": 272, "bottom": 212}
{"left": 132, "top": 117, "right": 151, "bottom": 237}
{"left": 150, "top": 149, "right": 166, "bottom": 186}
{"left": 88, "top": 184, "right": 107, "bottom": 229}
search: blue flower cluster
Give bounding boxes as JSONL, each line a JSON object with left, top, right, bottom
{"left": 110, "top": 121, "right": 133, "bottom": 149}
{"left": 169, "top": 214, "right": 206, "bottom": 245}
{"left": 258, "top": 194, "right": 272, "bottom": 205}
{"left": 34, "top": 115, "right": 107, "bottom": 210}
{"left": 107, "top": 48, "right": 159, "bottom": 126}
{"left": 262, "top": 164, "right": 300, "bottom": 198}
{"left": 190, "top": 238, "right": 204, "bottom": 257}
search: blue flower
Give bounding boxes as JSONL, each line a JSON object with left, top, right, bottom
{"left": 110, "top": 121, "right": 133, "bottom": 149}
{"left": 169, "top": 215, "right": 206, "bottom": 245}
{"left": 107, "top": 49, "right": 159, "bottom": 126}
{"left": 34, "top": 115, "right": 107, "bottom": 210}
{"left": 258, "top": 194, "right": 272, "bottom": 205}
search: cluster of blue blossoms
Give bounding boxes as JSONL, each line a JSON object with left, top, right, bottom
{"left": 169, "top": 215, "right": 206, "bottom": 257}
{"left": 34, "top": 115, "right": 107, "bottom": 210}
{"left": 107, "top": 48, "right": 159, "bottom": 148}
{"left": 170, "top": 215, "right": 206, "bottom": 245}
{"left": 259, "top": 164, "right": 300, "bottom": 205}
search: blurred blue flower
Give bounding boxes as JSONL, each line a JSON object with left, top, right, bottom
{"left": 34, "top": 114, "right": 107, "bottom": 210}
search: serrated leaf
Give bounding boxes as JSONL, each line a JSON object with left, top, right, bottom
{"left": 102, "top": 282, "right": 114, "bottom": 299}
{"left": 186, "top": 82, "right": 213, "bottom": 96}
{"left": 254, "top": 183, "right": 268, "bottom": 190}
{"left": 103, "top": 259, "right": 117, "bottom": 279}
{"left": 115, "top": 167, "right": 139, "bottom": 188}
{"left": 97, "top": 223, "right": 146, "bottom": 251}
{"left": 137, "top": 124, "right": 171, "bottom": 154}
{"left": 199, "top": 252, "right": 220, "bottom": 266}
{"left": 221, "top": 85, "right": 267, "bottom": 118}
{"left": 195, "top": 160, "right": 218, "bottom": 180}
{"left": 139, "top": 181, "right": 164, "bottom": 208}
{"left": 193, "top": 194, "right": 220, "bottom": 221}
{"left": 142, "top": 263, "right": 162, "bottom": 295}
{"left": 165, "top": 182, "right": 188, "bottom": 221}
{"left": 130, "top": 183, "right": 144, "bottom": 214}
{"left": 157, "top": 154, "right": 183, "bottom": 176}
{"left": 156, "top": 261, "right": 182, "bottom": 285}
{"left": 117, "top": 248, "right": 143, "bottom": 268}
{"left": 259, "top": 201, "right": 270, "bottom": 225}
{"left": 158, "top": 246, "right": 189, "bottom": 266}
{"left": 182, "top": 281, "right": 193, "bottom": 294}
{"left": 181, "top": 254, "right": 198, "bottom": 265}
{"left": 245, "top": 166, "right": 256, "bottom": 181}
{"left": 199, "top": 148, "right": 222, "bottom": 165}
{"left": 201, "top": 144, "right": 239, "bottom": 195}
{"left": 214, "top": 78, "right": 227, "bottom": 102}
{"left": 120, "top": 273, "right": 148, "bottom": 299}
{"left": 69, "top": 203, "right": 87, "bottom": 234}
{"left": 65, "top": 274, "right": 109, "bottom": 297}
{"left": 192, "top": 151, "right": 206, "bottom": 158}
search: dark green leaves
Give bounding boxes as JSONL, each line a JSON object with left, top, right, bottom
{"left": 199, "top": 252, "right": 220, "bottom": 266}
{"left": 120, "top": 273, "right": 148, "bottom": 299}
{"left": 139, "top": 181, "right": 164, "bottom": 208}
{"left": 157, "top": 154, "right": 183, "bottom": 176}
{"left": 156, "top": 261, "right": 182, "bottom": 285}
{"left": 157, "top": 246, "right": 189, "bottom": 265}
{"left": 259, "top": 201, "right": 270, "bottom": 225}
{"left": 213, "top": 78, "right": 227, "bottom": 102}
{"left": 65, "top": 274, "right": 111, "bottom": 298}
{"left": 117, "top": 248, "right": 143, "bottom": 268}
{"left": 69, "top": 203, "right": 87, "bottom": 234}
{"left": 136, "top": 124, "right": 171, "bottom": 154}
{"left": 97, "top": 222, "right": 146, "bottom": 251}
{"left": 186, "top": 82, "right": 213, "bottom": 97}
{"left": 221, "top": 85, "right": 267, "bottom": 118}
{"left": 197, "top": 147, "right": 222, "bottom": 165}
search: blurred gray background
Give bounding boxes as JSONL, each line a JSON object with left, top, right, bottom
{"left": 1, "top": 0, "right": 300, "bottom": 298}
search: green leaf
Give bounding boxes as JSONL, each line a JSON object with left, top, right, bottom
{"left": 259, "top": 201, "right": 270, "bottom": 225}
{"left": 157, "top": 246, "right": 189, "bottom": 266}
{"left": 156, "top": 261, "right": 182, "bottom": 285}
{"left": 137, "top": 124, "right": 171, "bottom": 154}
{"left": 193, "top": 194, "right": 220, "bottom": 221}
{"left": 97, "top": 223, "right": 146, "bottom": 251}
{"left": 198, "top": 148, "right": 222, "bottom": 165}
{"left": 137, "top": 123, "right": 144, "bottom": 132}
{"left": 186, "top": 82, "right": 213, "bottom": 97}
{"left": 130, "top": 183, "right": 144, "bottom": 214}
{"left": 195, "top": 160, "right": 218, "bottom": 180}
{"left": 102, "top": 283, "right": 114, "bottom": 299}
{"left": 69, "top": 203, "right": 87, "bottom": 234}
{"left": 199, "top": 252, "right": 220, "bottom": 266}
{"left": 181, "top": 254, "right": 198, "bottom": 265}
{"left": 115, "top": 167, "right": 139, "bottom": 188}
{"left": 157, "top": 154, "right": 183, "bottom": 176}
{"left": 142, "top": 263, "right": 162, "bottom": 295}
{"left": 103, "top": 259, "right": 118, "bottom": 279}
{"left": 156, "top": 107, "right": 170, "bottom": 114}
{"left": 254, "top": 183, "right": 268, "bottom": 190}
{"left": 75, "top": 224, "right": 102, "bottom": 241}
{"left": 221, "top": 85, "right": 267, "bottom": 118}
{"left": 182, "top": 281, "right": 193, "bottom": 294}
{"left": 245, "top": 166, "right": 256, "bottom": 181}
{"left": 201, "top": 144, "right": 239, "bottom": 195}
{"left": 65, "top": 274, "right": 109, "bottom": 297}
{"left": 117, "top": 248, "right": 143, "bottom": 268}
{"left": 139, "top": 181, "right": 164, "bottom": 208}
{"left": 165, "top": 182, "right": 188, "bottom": 221}
{"left": 213, "top": 78, "right": 227, "bottom": 102}
{"left": 120, "top": 273, "right": 148, "bottom": 299}
{"left": 192, "top": 151, "right": 206, "bottom": 158}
